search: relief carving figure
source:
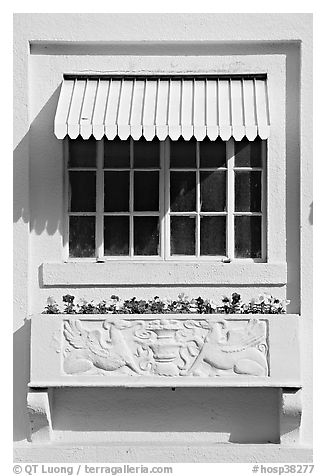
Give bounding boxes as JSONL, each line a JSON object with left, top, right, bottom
{"left": 185, "top": 319, "right": 268, "bottom": 377}
{"left": 62, "top": 317, "right": 268, "bottom": 377}
{"left": 63, "top": 319, "right": 141, "bottom": 375}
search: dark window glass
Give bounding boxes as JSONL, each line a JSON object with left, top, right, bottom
{"left": 69, "top": 216, "right": 95, "bottom": 257}
{"left": 104, "top": 216, "right": 129, "bottom": 256}
{"left": 69, "top": 171, "right": 96, "bottom": 212}
{"left": 104, "top": 138, "right": 130, "bottom": 168}
{"left": 234, "top": 138, "right": 262, "bottom": 167}
{"left": 235, "top": 216, "right": 262, "bottom": 258}
{"left": 170, "top": 216, "right": 196, "bottom": 255}
{"left": 134, "top": 216, "right": 159, "bottom": 255}
{"left": 104, "top": 171, "right": 130, "bottom": 212}
{"left": 235, "top": 171, "right": 261, "bottom": 212}
{"left": 134, "top": 172, "right": 159, "bottom": 211}
{"left": 200, "top": 216, "right": 226, "bottom": 256}
{"left": 134, "top": 137, "right": 160, "bottom": 168}
{"left": 200, "top": 138, "right": 226, "bottom": 168}
{"left": 200, "top": 171, "right": 226, "bottom": 212}
{"left": 170, "top": 172, "right": 196, "bottom": 212}
{"left": 69, "top": 137, "right": 97, "bottom": 168}
{"left": 170, "top": 138, "right": 196, "bottom": 168}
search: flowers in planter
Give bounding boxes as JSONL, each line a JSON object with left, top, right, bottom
{"left": 42, "top": 293, "right": 289, "bottom": 315}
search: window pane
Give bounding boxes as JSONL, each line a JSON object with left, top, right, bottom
{"left": 200, "top": 216, "right": 226, "bottom": 256}
{"left": 170, "top": 216, "right": 196, "bottom": 255}
{"left": 104, "top": 138, "right": 130, "bottom": 168}
{"left": 170, "top": 138, "right": 196, "bottom": 168}
{"left": 234, "top": 138, "right": 262, "bottom": 167}
{"left": 69, "top": 216, "right": 95, "bottom": 258}
{"left": 104, "top": 171, "right": 130, "bottom": 212}
{"left": 200, "top": 171, "right": 226, "bottom": 212}
{"left": 69, "top": 137, "right": 97, "bottom": 168}
{"left": 104, "top": 216, "right": 129, "bottom": 256}
{"left": 69, "top": 171, "right": 96, "bottom": 212}
{"left": 200, "top": 138, "right": 226, "bottom": 168}
{"left": 170, "top": 172, "right": 196, "bottom": 212}
{"left": 134, "top": 216, "right": 159, "bottom": 255}
{"left": 134, "top": 171, "right": 159, "bottom": 211}
{"left": 134, "top": 137, "right": 160, "bottom": 168}
{"left": 235, "top": 216, "right": 262, "bottom": 258}
{"left": 235, "top": 171, "right": 261, "bottom": 212}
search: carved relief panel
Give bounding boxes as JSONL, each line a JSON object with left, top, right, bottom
{"left": 62, "top": 317, "right": 269, "bottom": 378}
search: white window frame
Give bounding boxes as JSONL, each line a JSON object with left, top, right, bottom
{"left": 64, "top": 136, "right": 266, "bottom": 263}
{"left": 48, "top": 54, "right": 286, "bottom": 287}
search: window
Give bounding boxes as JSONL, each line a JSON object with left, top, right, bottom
{"left": 66, "top": 135, "right": 266, "bottom": 261}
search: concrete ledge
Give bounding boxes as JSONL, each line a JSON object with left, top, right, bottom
{"left": 14, "top": 442, "right": 313, "bottom": 463}
{"left": 41, "top": 262, "right": 287, "bottom": 286}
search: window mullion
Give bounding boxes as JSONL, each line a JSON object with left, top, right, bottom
{"left": 165, "top": 138, "right": 171, "bottom": 259}
{"left": 196, "top": 141, "right": 200, "bottom": 257}
{"left": 227, "top": 138, "right": 235, "bottom": 260}
{"left": 130, "top": 139, "right": 134, "bottom": 258}
{"left": 63, "top": 138, "right": 69, "bottom": 262}
{"left": 159, "top": 140, "right": 165, "bottom": 259}
{"left": 96, "top": 139, "right": 104, "bottom": 261}
{"left": 261, "top": 139, "right": 267, "bottom": 260}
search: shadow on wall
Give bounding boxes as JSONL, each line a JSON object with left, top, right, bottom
{"left": 13, "top": 87, "right": 62, "bottom": 441}
{"left": 52, "top": 387, "right": 281, "bottom": 444}
{"left": 13, "top": 320, "right": 31, "bottom": 441}
{"left": 14, "top": 85, "right": 63, "bottom": 236}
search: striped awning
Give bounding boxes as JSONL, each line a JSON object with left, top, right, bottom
{"left": 54, "top": 76, "right": 270, "bottom": 141}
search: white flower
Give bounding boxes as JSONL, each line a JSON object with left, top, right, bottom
{"left": 47, "top": 296, "right": 56, "bottom": 306}
{"left": 211, "top": 302, "right": 218, "bottom": 310}
{"left": 161, "top": 297, "right": 173, "bottom": 308}
{"left": 178, "top": 292, "right": 189, "bottom": 301}
{"left": 207, "top": 299, "right": 218, "bottom": 310}
{"left": 258, "top": 293, "right": 272, "bottom": 304}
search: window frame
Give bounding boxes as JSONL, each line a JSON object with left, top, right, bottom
{"left": 63, "top": 136, "right": 267, "bottom": 263}
{"left": 43, "top": 54, "right": 285, "bottom": 286}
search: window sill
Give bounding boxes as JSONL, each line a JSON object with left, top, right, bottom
{"left": 41, "top": 261, "right": 287, "bottom": 286}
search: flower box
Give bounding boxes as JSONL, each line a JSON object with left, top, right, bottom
{"left": 29, "top": 313, "right": 300, "bottom": 388}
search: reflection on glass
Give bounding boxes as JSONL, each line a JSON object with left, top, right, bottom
{"left": 104, "top": 171, "right": 130, "bottom": 212}
{"left": 170, "top": 138, "right": 196, "bottom": 168}
{"left": 134, "top": 172, "right": 159, "bottom": 211}
{"left": 170, "top": 172, "right": 196, "bottom": 212}
{"left": 170, "top": 216, "right": 196, "bottom": 255}
{"left": 235, "top": 171, "right": 261, "bottom": 212}
{"left": 235, "top": 216, "right": 262, "bottom": 258}
{"left": 104, "top": 216, "right": 129, "bottom": 256}
{"left": 69, "top": 137, "right": 97, "bottom": 168}
{"left": 200, "top": 138, "right": 226, "bottom": 168}
{"left": 134, "top": 137, "right": 160, "bottom": 168}
{"left": 200, "top": 171, "right": 226, "bottom": 212}
{"left": 200, "top": 216, "right": 226, "bottom": 255}
{"left": 134, "top": 216, "right": 159, "bottom": 255}
{"left": 69, "top": 171, "right": 96, "bottom": 212}
{"left": 234, "top": 138, "right": 262, "bottom": 167}
{"left": 69, "top": 216, "right": 95, "bottom": 258}
{"left": 104, "top": 138, "right": 130, "bottom": 168}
